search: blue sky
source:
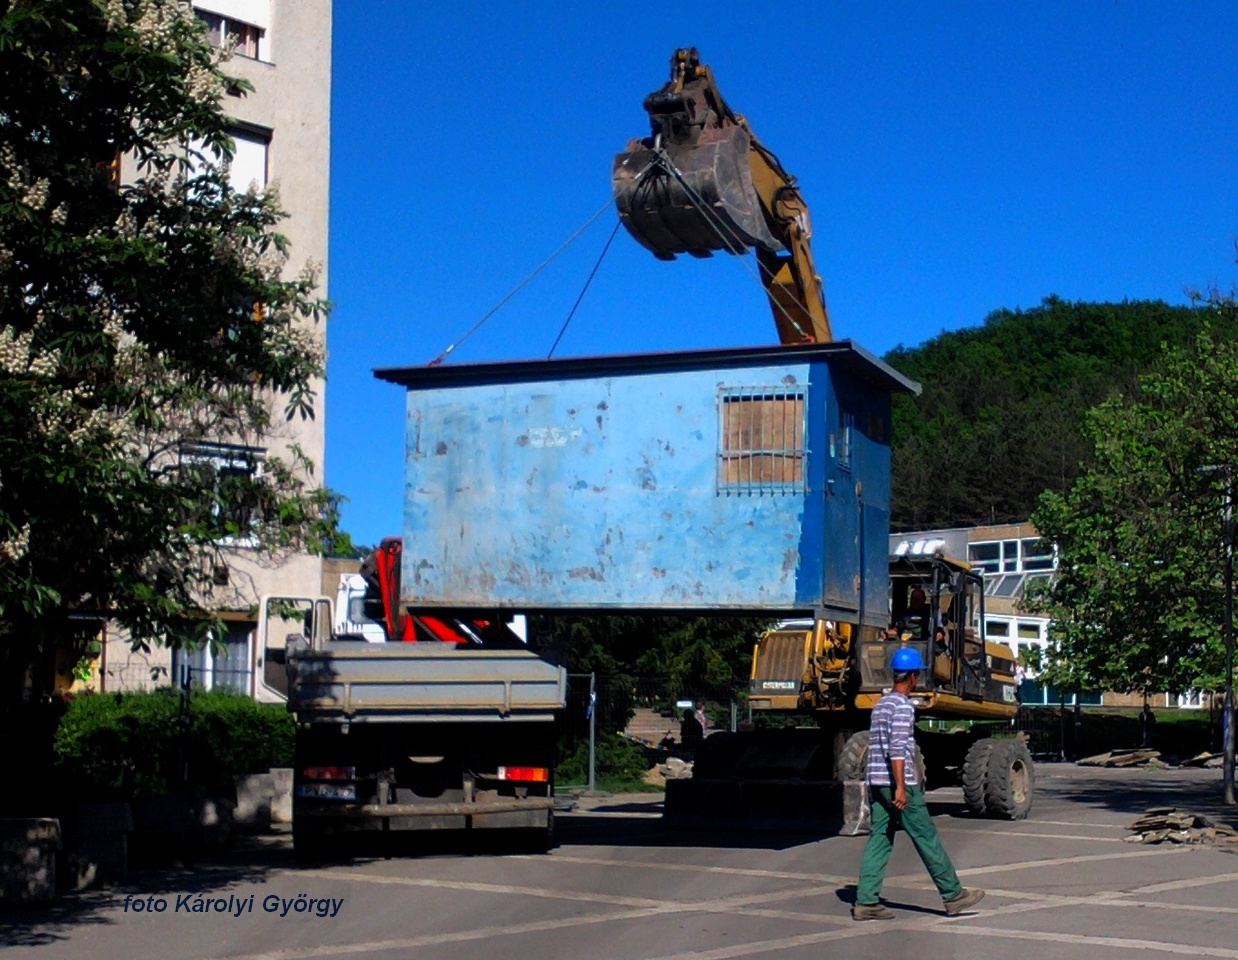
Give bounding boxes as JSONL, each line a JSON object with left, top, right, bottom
{"left": 326, "top": 1, "right": 1238, "bottom": 547}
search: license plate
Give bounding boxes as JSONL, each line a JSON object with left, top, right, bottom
{"left": 296, "top": 783, "right": 357, "bottom": 801}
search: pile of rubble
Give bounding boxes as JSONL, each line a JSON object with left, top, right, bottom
{"left": 642, "top": 757, "right": 694, "bottom": 786}
{"left": 1180, "top": 751, "right": 1226, "bottom": 769}
{"left": 1077, "top": 748, "right": 1162, "bottom": 768}
{"left": 1076, "top": 748, "right": 1226, "bottom": 770}
{"left": 1125, "top": 807, "right": 1238, "bottom": 848}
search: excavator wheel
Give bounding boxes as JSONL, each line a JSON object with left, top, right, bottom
{"left": 836, "top": 730, "right": 926, "bottom": 786}
{"left": 836, "top": 730, "right": 870, "bottom": 781}
{"left": 983, "top": 739, "right": 1035, "bottom": 821}
{"left": 961, "top": 738, "right": 996, "bottom": 815}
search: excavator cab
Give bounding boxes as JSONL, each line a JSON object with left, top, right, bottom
{"left": 613, "top": 48, "right": 783, "bottom": 261}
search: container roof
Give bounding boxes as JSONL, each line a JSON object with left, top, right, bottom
{"left": 375, "top": 340, "right": 921, "bottom": 396}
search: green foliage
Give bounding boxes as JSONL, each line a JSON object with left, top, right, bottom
{"left": 555, "top": 732, "right": 652, "bottom": 792}
{"left": 548, "top": 614, "right": 769, "bottom": 691}
{"left": 886, "top": 297, "right": 1219, "bottom": 529}
{"left": 53, "top": 689, "right": 293, "bottom": 801}
{"left": 1025, "top": 327, "right": 1238, "bottom": 695}
{"left": 0, "top": 0, "right": 339, "bottom": 694}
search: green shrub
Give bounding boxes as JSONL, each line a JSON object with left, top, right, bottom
{"left": 54, "top": 690, "right": 294, "bottom": 801}
{"left": 554, "top": 732, "right": 653, "bottom": 793}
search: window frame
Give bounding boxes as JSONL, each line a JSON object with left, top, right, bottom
{"left": 969, "top": 537, "right": 1058, "bottom": 575}
{"left": 180, "top": 441, "right": 266, "bottom": 548}
{"left": 196, "top": 10, "right": 267, "bottom": 61}
{"left": 716, "top": 386, "right": 808, "bottom": 496}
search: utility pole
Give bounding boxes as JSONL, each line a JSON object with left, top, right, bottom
{"left": 1223, "top": 468, "right": 1235, "bottom": 805}
{"left": 1199, "top": 463, "right": 1235, "bottom": 805}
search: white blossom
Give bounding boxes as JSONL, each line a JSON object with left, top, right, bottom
{"left": 0, "top": 525, "right": 31, "bottom": 564}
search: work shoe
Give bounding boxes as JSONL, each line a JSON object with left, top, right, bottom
{"left": 944, "top": 888, "right": 985, "bottom": 916}
{"left": 851, "top": 903, "right": 895, "bottom": 921}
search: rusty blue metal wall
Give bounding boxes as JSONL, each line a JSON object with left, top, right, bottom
{"left": 378, "top": 344, "right": 915, "bottom": 624}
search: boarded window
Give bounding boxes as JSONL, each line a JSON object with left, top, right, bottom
{"left": 718, "top": 388, "right": 807, "bottom": 494}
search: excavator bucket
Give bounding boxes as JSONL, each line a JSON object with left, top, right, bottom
{"left": 613, "top": 125, "right": 784, "bottom": 261}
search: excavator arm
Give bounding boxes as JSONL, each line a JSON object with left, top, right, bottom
{"left": 613, "top": 48, "right": 832, "bottom": 345}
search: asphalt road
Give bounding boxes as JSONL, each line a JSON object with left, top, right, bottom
{"left": 6, "top": 765, "right": 1238, "bottom": 960}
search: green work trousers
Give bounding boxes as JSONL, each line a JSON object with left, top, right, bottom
{"left": 855, "top": 784, "right": 963, "bottom": 905}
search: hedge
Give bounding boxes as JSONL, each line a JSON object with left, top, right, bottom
{"left": 54, "top": 689, "right": 294, "bottom": 802}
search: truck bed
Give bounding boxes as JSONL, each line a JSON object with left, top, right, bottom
{"left": 287, "top": 641, "right": 566, "bottom": 723}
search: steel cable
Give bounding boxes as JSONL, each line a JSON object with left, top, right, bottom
{"left": 547, "top": 219, "right": 623, "bottom": 359}
{"left": 647, "top": 148, "right": 818, "bottom": 342}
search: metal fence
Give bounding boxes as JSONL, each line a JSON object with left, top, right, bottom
{"left": 966, "top": 706, "right": 1067, "bottom": 761}
{"left": 557, "top": 674, "right": 743, "bottom": 791}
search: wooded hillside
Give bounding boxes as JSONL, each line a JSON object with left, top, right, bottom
{"left": 884, "top": 297, "right": 1222, "bottom": 530}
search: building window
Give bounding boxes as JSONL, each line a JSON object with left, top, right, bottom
{"left": 227, "top": 129, "right": 269, "bottom": 192}
{"left": 187, "top": 127, "right": 271, "bottom": 194}
{"left": 172, "top": 621, "right": 254, "bottom": 692}
{"left": 969, "top": 537, "right": 1056, "bottom": 575}
{"left": 1016, "top": 621, "right": 1044, "bottom": 641}
{"left": 181, "top": 442, "right": 265, "bottom": 546}
{"left": 197, "top": 11, "right": 266, "bottom": 60}
{"left": 985, "top": 619, "right": 1010, "bottom": 638}
{"left": 718, "top": 387, "right": 807, "bottom": 495}
{"left": 835, "top": 409, "right": 854, "bottom": 472}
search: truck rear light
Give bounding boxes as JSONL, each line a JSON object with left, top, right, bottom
{"left": 302, "top": 766, "right": 356, "bottom": 781}
{"left": 497, "top": 766, "right": 549, "bottom": 783}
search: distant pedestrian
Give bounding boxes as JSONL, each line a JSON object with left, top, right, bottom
{"left": 1139, "top": 703, "right": 1157, "bottom": 749}
{"left": 852, "top": 648, "right": 985, "bottom": 921}
{"left": 679, "top": 709, "right": 704, "bottom": 755}
{"left": 695, "top": 701, "right": 710, "bottom": 733}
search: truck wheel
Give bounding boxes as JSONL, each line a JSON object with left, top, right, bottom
{"left": 293, "top": 827, "right": 333, "bottom": 863}
{"left": 962, "top": 738, "right": 996, "bottom": 815}
{"left": 836, "top": 730, "right": 870, "bottom": 781}
{"left": 539, "top": 810, "right": 555, "bottom": 854}
{"left": 984, "top": 739, "right": 1034, "bottom": 820}
{"left": 518, "top": 810, "right": 555, "bottom": 855}
{"left": 836, "top": 730, "right": 925, "bottom": 785}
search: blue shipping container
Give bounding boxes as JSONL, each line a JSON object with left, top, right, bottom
{"left": 375, "top": 342, "right": 919, "bottom": 626}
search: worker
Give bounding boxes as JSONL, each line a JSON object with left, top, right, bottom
{"left": 852, "top": 647, "right": 985, "bottom": 921}
{"left": 896, "top": 587, "right": 931, "bottom": 639}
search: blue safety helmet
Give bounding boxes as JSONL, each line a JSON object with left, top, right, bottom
{"left": 890, "top": 647, "right": 925, "bottom": 672}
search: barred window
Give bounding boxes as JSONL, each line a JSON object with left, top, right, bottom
{"left": 718, "top": 387, "right": 807, "bottom": 495}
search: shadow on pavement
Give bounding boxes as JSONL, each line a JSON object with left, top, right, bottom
{"left": 0, "top": 846, "right": 282, "bottom": 949}
{"left": 555, "top": 813, "right": 832, "bottom": 851}
{"left": 1036, "top": 765, "right": 1238, "bottom": 825}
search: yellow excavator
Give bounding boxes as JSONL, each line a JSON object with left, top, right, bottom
{"left": 613, "top": 49, "right": 1033, "bottom": 822}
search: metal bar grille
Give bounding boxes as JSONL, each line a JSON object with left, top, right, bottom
{"left": 718, "top": 387, "right": 808, "bottom": 495}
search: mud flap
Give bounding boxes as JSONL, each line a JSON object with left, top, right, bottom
{"left": 842, "top": 780, "right": 871, "bottom": 836}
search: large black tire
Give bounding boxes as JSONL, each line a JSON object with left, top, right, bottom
{"left": 984, "top": 739, "right": 1035, "bottom": 820}
{"left": 836, "top": 730, "right": 870, "bottom": 781}
{"left": 836, "top": 730, "right": 925, "bottom": 785}
{"left": 528, "top": 810, "right": 555, "bottom": 855}
{"left": 962, "top": 738, "right": 997, "bottom": 815}
{"left": 292, "top": 826, "right": 335, "bottom": 863}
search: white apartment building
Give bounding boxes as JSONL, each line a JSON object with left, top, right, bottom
{"left": 95, "top": 0, "right": 332, "bottom": 700}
